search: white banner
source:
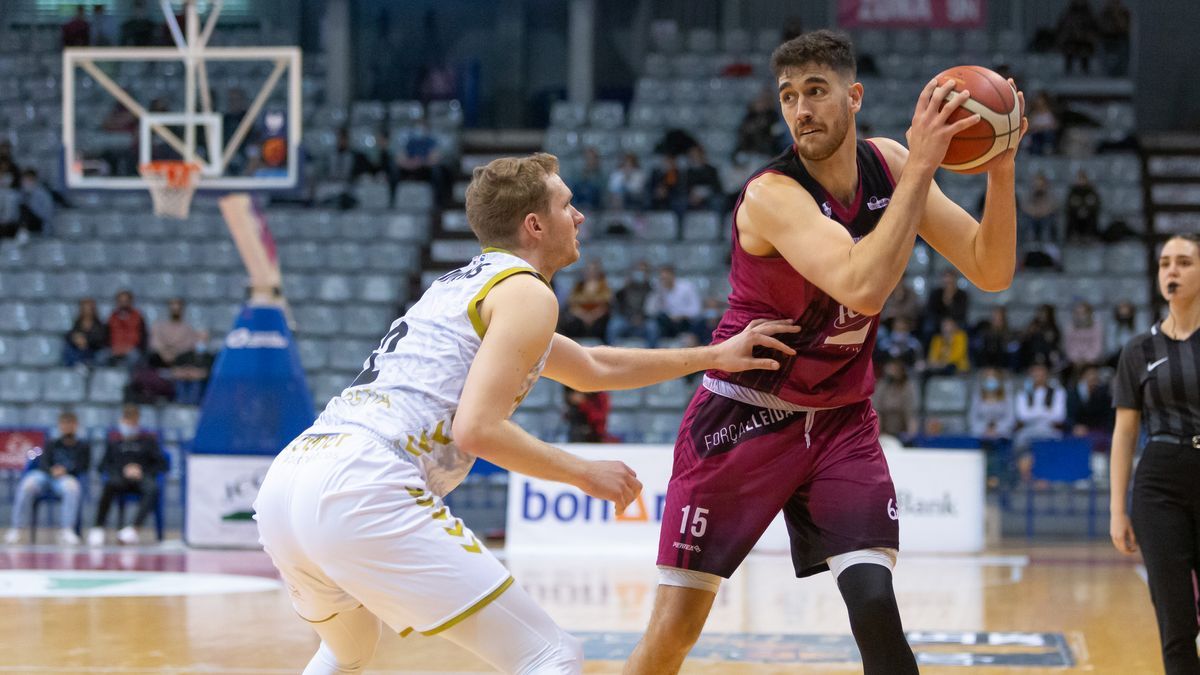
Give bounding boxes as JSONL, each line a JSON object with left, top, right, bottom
{"left": 506, "top": 444, "right": 984, "bottom": 556}
{"left": 185, "top": 454, "right": 274, "bottom": 548}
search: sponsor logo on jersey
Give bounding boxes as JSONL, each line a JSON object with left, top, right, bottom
{"left": 867, "top": 195, "right": 890, "bottom": 211}
{"left": 1147, "top": 356, "right": 1169, "bottom": 373}
{"left": 224, "top": 328, "right": 288, "bottom": 349}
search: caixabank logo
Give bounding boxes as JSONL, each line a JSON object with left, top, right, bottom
{"left": 520, "top": 481, "right": 668, "bottom": 524}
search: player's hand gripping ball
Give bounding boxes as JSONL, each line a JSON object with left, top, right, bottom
{"left": 934, "top": 65, "right": 1025, "bottom": 174}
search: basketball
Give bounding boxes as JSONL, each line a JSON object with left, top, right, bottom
{"left": 261, "top": 136, "right": 287, "bottom": 167}
{"left": 934, "top": 65, "right": 1023, "bottom": 174}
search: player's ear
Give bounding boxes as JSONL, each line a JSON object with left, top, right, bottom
{"left": 522, "top": 211, "right": 544, "bottom": 239}
{"left": 847, "top": 80, "right": 864, "bottom": 113}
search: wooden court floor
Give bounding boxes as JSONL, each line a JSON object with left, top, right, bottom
{"left": 0, "top": 538, "right": 1165, "bottom": 674}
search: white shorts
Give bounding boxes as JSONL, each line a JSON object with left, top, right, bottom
{"left": 253, "top": 431, "right": 512, "bottom": 637}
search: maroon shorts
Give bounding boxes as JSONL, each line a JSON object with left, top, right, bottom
{"left": 656, "top": 388, "right": 899, "bottom": 578}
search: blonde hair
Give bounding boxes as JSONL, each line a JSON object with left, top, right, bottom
{"left": 465, "top": 153, "right": 559, "bottom": 249}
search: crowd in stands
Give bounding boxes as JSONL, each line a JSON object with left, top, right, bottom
{"left": 0, "top": 141, "right": 57, "bottom": 245}
{"left": 4, "top": 404, "right": 166, "bottom": 546}
{"left": 62, "top": 290, "right": 213, "bottom": 406}
{"left": 60, "top": 0, "right": 185, "bottom": 49}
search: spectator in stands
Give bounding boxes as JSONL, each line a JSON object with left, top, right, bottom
{"left": 606, "top": 153, "right": 648, "bottom": 210}
{"left": 924, "top": 270, "right": 969, "bottom": 342}
{"left": 649, "top": 153, "right": 687, "bottom": 216}
{"left": 121, "top": 0, "right": 158, "bottom": 47}
{"left": 1063, "top": 301, "right": 1105, "bottom": 374}
{"left": 876, "top": 316, "right": 925, "bottom": 371}
{"left": 1025, "top": 93, "right": 1061, "bottom": 156}
{"left": 107, "top": 290, "right": 147, "bottom": 367}
{"left": 969, "top": 368, "right": 1017, "bottom": 487}
{"left": 15, "top": 169, "right": 54, "bottom": 242}
{"left": 1066, "top": 170, "right": 1102, "bottom": 241}
{"left": 1019, "top": 304, "right": 1064, "bottom": 370}
{"left": 149, "top": 298, "right": 211, "bottom": 405}
{"left": 736, "top": 89, "right": 781, "bottom": 158}
{"left": 90, "top": 4, "right": 117, "bottom": 46}
{"left": 4, "top": 410, "right": 90, "bottom": 546}
{"left": 606, "top": 261, "right": 657, "bottom": 346}
{"left": 317, "top": 127, "right": 357, "bottom": 209}
{"left": 558, "top": 260, "right": 612, "bottom": 341}
{"left": 872, "top": 358, "right": 918, "bottom": 440}
{"left": 972, "top": 306, "right": 1021, "bottom": 371}
{"left": 1021, "top": 172, "right": 1060, "bottom": 243}
{"left": 1098, "top": 0, "right": 1132, "bottom": 76}
{"left": 63, "top": 297, "right": 108, "bottom": 368}
{"left": 1013, "top": 361, "right": 1068, "bottom": 480}
{"left": 881, "top": 279, "right": 921, "bottom": 332}
{"left": 0, "top": 163, "right": 20, "bottom": 241}
{"left": 564, "top": 387, "right": 614, "bottom": 443}
{"left": 62, "top": 4, "right": 91, "bottom": 47}
{"left": 1067, "top": 364, "right": 1114, "bottom": 449}
{"left": 697, "top": 294, "right": 726, "bottom": 345}
{"left": 352, "top": 129, "right": 395, "bottom": 184}
{"left": 645, "top": 265, "right": 702, "bottom": 345}
{"left": 88, "top": 405, "right": 166, "bottom": 546}
{"left": 927, "top": 317, "right": 970, "bottom": 375}
{"left": 1056, "top": 0, "right": 1100, "bottom": 75}
{"left": 395, "top": 120, "right": 450, "bottom": 207}
{"left": 567, "top": 146, "right": 606, "bottom": 211}
{"left": 1105, "top": 300, "right": 1138, "bottom": 366}
{"left": 684, "top": 144, "right": 723, "bottom": 213}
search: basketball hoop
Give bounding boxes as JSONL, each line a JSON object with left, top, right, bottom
{"left": 139, "top": 160, "right": 202, "bottom": 219}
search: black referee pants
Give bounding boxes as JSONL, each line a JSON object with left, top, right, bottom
{"left": 1132, "top": 441, "right": 1200, "bottom": 675}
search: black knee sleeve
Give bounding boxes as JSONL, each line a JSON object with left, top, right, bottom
{"left": 836, "top": 563, "right": 919, "bottom": 675}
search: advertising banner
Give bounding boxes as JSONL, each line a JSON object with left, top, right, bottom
{"left": 838, "top": 0, "right": 987, "bottom": 28}
{"left": 185, "top": 453, "right": 274, "bottom": 548}
{"left": 506, "top": 444, "right": 984, "bottom": 555}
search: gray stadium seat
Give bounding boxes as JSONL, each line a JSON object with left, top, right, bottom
{"left": 609, "top": 388, "right": 645, "bottom": 410}
{"left": 395, "top": 182, "right": 434, "bottom": 211}
{"left": 341, "top": 306, "right": 394, "bottom": 338}
{"left": 329, "top": 340, "right": 376, "bottom": 371}
{"left": 17, "top": 335, "right": 58, "bottom": 367}
{"left": 162, "top": 405, "right": 200, "bottom": 440}
{"left": 0, "top": 335, "right": 15, "bottom": 367}
{"left": 924, "top": 376, "right": 972, "bottom": 414}
{"left": 644, "top": 411, "right": 683, "bottom": 444}
{"left": 0, "top": 404, "right": 21, "bottom": 427}
{"left": 310, "top": 374, "right": 348, "bottom": 407}
{"left": 316, "top": 274, "right": 354, "bottom": 302}
{"left": 22, "top": 406, "right": 60, "bottom": 429}
{"left": 588, "top": 101, "right": 625, "bottom": 130}
{"left": 639, "top": 211, "right": 678, "bottom": 240}
{"left": 41, "top": 368, "right": 87, "bottom": 404}
{"left": 0, "top": 369, "right": 41, "bottom": 403}
{"left": 326, "top": 243, "right": 363, "bottom": 273}
{"left": 282, "top": 275, "right": 312, "bottom": 302}
{"left": 13, "top": 271, "right": 51, "bottom": 299}
{"left": 0, "top": 301, "right": 34, "bottom": 332}
{"left": 683, "top": 211, "right": 721, "bottom": 241}
{"left": 360, "top": 275, "right": 404, "bottom": 305}
{"left": 355, "top": 179, "right": 391, "bottom": 210}
{"left": 294, "top": 305, "right": 341, "bottom": 337}
{"left": 646, "top": 378, "right": 692, "bottom": 409}
{"left": 87, "top": 368, "right": 129, "bottom": 404}
{"left": 297, "top": 339, "right": 329, "bottom": 371}
{"left": 550, "top": 101, "right": 587, "bottom": 129}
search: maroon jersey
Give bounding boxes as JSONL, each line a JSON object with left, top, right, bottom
{"left": 708, "top": 139, "right": 897, "bottom": 408}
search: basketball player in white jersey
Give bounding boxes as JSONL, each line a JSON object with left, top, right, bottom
{"left": 254, "top": 153, "right": 799, "bottom": 675}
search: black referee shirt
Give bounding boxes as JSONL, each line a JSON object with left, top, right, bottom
{"left": 1113, "top": 322, "right": 1200, "bottom": 436}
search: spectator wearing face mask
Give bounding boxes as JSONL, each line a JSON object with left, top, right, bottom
{"left": 872, "top": 358, "right": 918, "bottom": 440}
{"left": 87, "top": 405, "right": 167, "bottom": 546}
{"left": 970, "top": 368, "right": 1017, "bottom": 487}
{"left": 607, "top": 261, "right": 658, "bottom": 346}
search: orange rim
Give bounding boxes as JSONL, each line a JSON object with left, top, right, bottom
{"left": 139, "top": 161, "right": 202, "bottom": 188}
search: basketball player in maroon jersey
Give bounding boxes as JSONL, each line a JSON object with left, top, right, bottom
{"left": 625, "top": 31, "right": 1025, "bottom": 674}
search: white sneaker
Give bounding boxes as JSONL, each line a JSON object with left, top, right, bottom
{"left": 87, "top": 527, "right": 105, "bottom": 547}
{"left": 116, "top": 526, "right": 139, "bottom": 545}
{"left": 3, "top": 529, "right": 20, "bottom": 545}
{"left": 59, "top": 529, "right": 81, "bottom": 546}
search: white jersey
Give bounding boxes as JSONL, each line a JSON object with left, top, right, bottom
{"left": 310, "top": 249, "right": 551, "bottom": 495}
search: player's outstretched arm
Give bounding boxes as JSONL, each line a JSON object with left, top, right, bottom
{"left": 541, "top": 318, "right": 800, "bottom": 392}
{"left": 741, "top": 78, "right": 980, "bottom": 315}
{"left": 875, "top": 83, "right": 1026, "bottom": 292}
{"left": 453, "top": 273, "right": 642, "bottom": 511}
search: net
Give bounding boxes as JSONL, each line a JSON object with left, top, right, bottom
{"left": 139, "top": 161, "right": 203, "bottom": 219}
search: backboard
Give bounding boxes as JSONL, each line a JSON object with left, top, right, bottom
{"left": 61, "top": 0, "right": 301, "bottom": 191}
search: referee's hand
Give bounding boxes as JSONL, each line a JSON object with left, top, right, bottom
{"left": 1110, "top": 513, "right": 1138, "bottom": 554}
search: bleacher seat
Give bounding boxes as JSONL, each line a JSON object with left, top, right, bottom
{"left": 0, "top": 335, "right": 15, "bottom": 366}
{"left": 87, "top": 368, "right": 128, "bottom": 404}
{"left": 297, "top": 339, "right": 329, "bottom": 371}
{"left": 341, "top": 306, "right": 394, "bottom": 338}
{"left": 395, "top": 182, "right": 435, "bottom": 211}
{"left": 0, "top": 369, "right": 41, "bottom": 403}
{"left": 17, "top": 335, "right": 57, "bottom": 367}
{"left": 925, "top": 375, "right": 972, "bottom": 414}
{"left": 646, "top": 379, "right": 692, "bottom": 409}
{"left": 0, "top": 301, "right": 34, "bottom": 332}
{"left": 609, "top": 388, "right": 644, "bottom": 410}
{"left": 162, "top": 405, "right": 200, "bottom": 441}
{"left": 316, "top": 275, "right": 354, "bottom": 303}
{"left": 295, "top": 305, "right": 341, "bottom": 337}
{"left": 360, "top": 275, "right": 403, "bottom": 304}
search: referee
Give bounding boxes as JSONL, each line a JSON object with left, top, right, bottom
{"left": 1110, "top": 233, "right": 1200, "bottom": 675}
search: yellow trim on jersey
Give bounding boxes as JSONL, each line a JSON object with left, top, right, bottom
{"left": 467, "top": 268, "right": 545, "bottom": 338}
{"left": 418, "top": 576, "right": 515, "bottom": 636}
{"left": 481, "top": 246, "right": 515, "bottom": 255}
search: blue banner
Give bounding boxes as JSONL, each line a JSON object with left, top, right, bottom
{"left": 190, "top": 305, "right": 314, "bottom": 456}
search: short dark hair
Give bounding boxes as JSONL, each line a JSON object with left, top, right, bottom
{"left": 770, "top": 29, "right": 856, "bottom": 80}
